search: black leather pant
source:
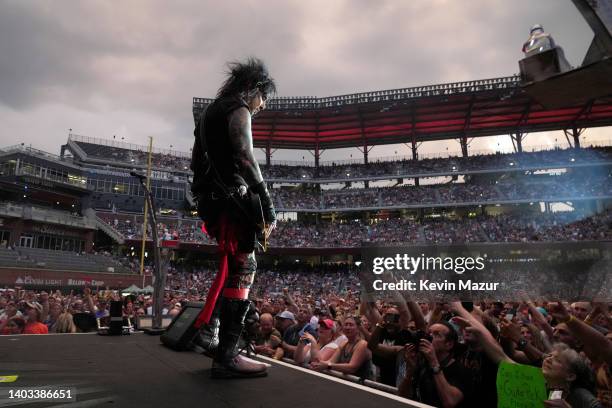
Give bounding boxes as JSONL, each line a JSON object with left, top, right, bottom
{"left": 198, "top": 197, "right": 258, "bottom": 297}
{"left": 225, "top": 252, "right": 257, "bottom": 293}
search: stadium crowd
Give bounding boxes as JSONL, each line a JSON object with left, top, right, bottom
{"left": 8, "top": 125, "right": 602, "bottom": 406}
{"left": 98, "top": 209, "right": 612, "bottom": 248}
{"left": 1, "top": 261, "right": 610, "bottom": 407}
{"left": 75, "top": 139, "right": 611, "bottom": 181}
{"left": 76, "top": 141, "right": 192, "bottom": 172}
{"left": 293, "top": 145, "right": 612, "bottom": 180}
{"left": 274, "top": 174, "right": 612, "bottom": 209}
{"left": 97, "top": 212, "right": 214, "bottom": 244}
{"left": 481, "top": 211, "right": 612, "bottom": 242}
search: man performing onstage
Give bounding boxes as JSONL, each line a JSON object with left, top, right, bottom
{"left": 190, "top": 57, "right": 277, "bottom": 378}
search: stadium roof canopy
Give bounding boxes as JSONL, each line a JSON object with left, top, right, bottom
{"left": 193, "top": 75, "right": 612, "bottom": 150}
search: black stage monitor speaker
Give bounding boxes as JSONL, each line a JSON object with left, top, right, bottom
{"left": 160, "top": 301, "right": 204, "bottom": 351}
{"left": 108, "top": 301, "right": 123, "bottom": 335}
{"left": 73, "top": 312, "right": 98, "bottom": 332}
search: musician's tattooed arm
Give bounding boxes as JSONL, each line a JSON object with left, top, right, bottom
{"left": 228, "top": 107, "right": 264, "bottom": 187}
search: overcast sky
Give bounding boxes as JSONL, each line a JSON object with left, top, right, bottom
{"left": 0, "top": 0, "right": 608, "bottom": 162}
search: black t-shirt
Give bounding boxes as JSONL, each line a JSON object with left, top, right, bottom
{"left": 393, "top": 329, "right": 413, "bottom": 346}
{"left": 458, "top": 348, "right": 498, "bottom": 407}
{"left": 413, "top": 356, "right": 472, "bottom": 408}
{"left": 566, "top": 387, "right": 603, "bottom": 408}
{"left": 255, "top": 328, "right": 282, "bottom": 346}
{"left": 372, "top": 328, "right": 412, "bottom": 386}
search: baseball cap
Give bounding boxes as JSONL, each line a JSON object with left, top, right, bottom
{"left": 276, "top": 310, "right": 295, "bottom": 321}
{"left": 319, "top": 319, "right": 335, "bottom": 330}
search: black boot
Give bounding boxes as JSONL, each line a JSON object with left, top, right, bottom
{"left": 191, "top": 316, "right": 220, "bottom": 357}
{"left": 191, "top": 301, "right": 221, "bottom": 357}
{"left": 211, "top": 298, "right": 267, "bottom": 379}
{"left": 242, "top": 301, "right": 260, "bottom": 356}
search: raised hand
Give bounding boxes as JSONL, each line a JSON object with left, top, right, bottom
{"left": 549, "top": 302, "right": 571, "bottom": 323}
{"left": 500, "top": 319, "right": 522, "bottom": 343}
{"left": 403, "top": 344, "right": 418, "bottom": 374}
{"left": 419, "top": 339, "right": 439, "bottom": 368}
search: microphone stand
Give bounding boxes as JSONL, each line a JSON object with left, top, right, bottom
{"left": 131, "top": 171, "right": 166, "bottom": 333}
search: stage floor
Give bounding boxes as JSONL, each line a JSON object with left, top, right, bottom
{"left": 0, "top": 332, "right": 428, "bottom": 408}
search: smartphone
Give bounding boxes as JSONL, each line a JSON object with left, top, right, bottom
{"left": 549, "top": 390, "right": 563, "bottom": 400}
{"left": 461, "top": 301, "right": 474, "bottom": 312}
{"left": 505, "top": 313, "right": 514, "bottom": 321}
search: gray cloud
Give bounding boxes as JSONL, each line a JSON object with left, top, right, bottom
{"left": 0, "top": 0, "right": 601, "bottom": 157}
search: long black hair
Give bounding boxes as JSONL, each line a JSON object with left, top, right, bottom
{"left": 216, "top": 57, "right": 277, "bottom": 99}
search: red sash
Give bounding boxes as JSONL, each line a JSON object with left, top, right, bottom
{"left": 194, "top": 214, "right": 242, "bottom": 328}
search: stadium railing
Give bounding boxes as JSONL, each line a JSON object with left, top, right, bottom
{"left": 276, "top": 356, "right": 399, "bottom": 394}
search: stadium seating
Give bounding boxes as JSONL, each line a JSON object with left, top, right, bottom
{"left": 73, "top": 141, "right": 191, "bottom": 171}
{"left": 0, "top": 246, "right": 38, "bottom": 269}
{"left": 70, "top": 137, "right": 611, "bottom": 180}
{"left": 97, "top": 209, "right": 612, "bottom": 250}
{"left": 11, "top": 247, "right": 134, "bottom": 274}
{"left": 273, "top": 174, "right": 612, "bottom": 210}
